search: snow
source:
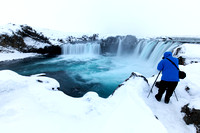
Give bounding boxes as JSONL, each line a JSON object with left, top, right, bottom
{"left": 145, "top": 64, "right": 199, "bottom": 133}
{"left": 0, "top": 70, "right": 167, "bottom": 133}
{"left": 176, "top": 44, "right": 200, "bottom": 58}
{"left": 0, "top": 62, "right": 199, "bottom": 133}
{"left": 0, "top": 46, "right": 39, "bottom": 61}
{"left": 0, "top": 23, "right": 103, "bottom": 47}
{"left": 0, "top": 23, "right": 21, "bottom": 36}
{"left": 24, "top": 37, "right": 50, "bottom": 48}
{"left": 0, "top": 24, "right": 200, "bottom": 133}
{"left": 174, "top": 43, "right": 200, "bottom": 64}
{"left": 0, "top": 50, "right": 38, "bottom": 62}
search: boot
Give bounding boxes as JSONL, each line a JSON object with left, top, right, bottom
{"left": 164, "top": 97, "right": 170, "bottom": 104}
{"left": 155, "top": 94, "right": 161, "bottom": 102}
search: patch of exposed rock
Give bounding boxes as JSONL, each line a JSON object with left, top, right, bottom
{"left": 181, "top": 104, "right": 200, "bottom": 133}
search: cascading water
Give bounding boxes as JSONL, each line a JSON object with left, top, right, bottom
{"left": 130, "top": 39, "right": 181, "bottom": 65}
{"left": 117, "top": 37, "right": 124, "bottom": 56}
{"left": 62, "top": 42, "right": 101, "bottom": 55}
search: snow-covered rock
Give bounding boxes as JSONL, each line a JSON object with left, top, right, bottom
{"left": 0, "top": 70, "right": 167, "bottom": 133}
{"left": 173, "top": 43, "right": 200, "bottom": 65}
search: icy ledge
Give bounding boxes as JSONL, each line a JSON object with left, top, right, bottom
{"left": 1, "top": 62, "right": 199, "bottom": 133}
{"left": 0, "top": 70, "right": 167, "bottom": 133}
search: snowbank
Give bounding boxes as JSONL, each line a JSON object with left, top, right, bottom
{"left": 174, "top": 43, "right": 200, "bottom": 64}
{"left": 180, "top": 63, "right": 200, "bottom": 109}
{"left": 24, "top": 37, "right": 50, "bottom": 49}
{"left": 0, "top": 51, "right": 38, "bottom": 62}
{"left": 0, "top": 23, "right": 21, "bottom": 36}
{"left": 145, "top": 63, "right": 200, "bottom": 133}
{"left": 1, "top": 62, "right": 199, "bottom": 133}
{"left": 0, "top": 70, "right": 167, "bottom": 133}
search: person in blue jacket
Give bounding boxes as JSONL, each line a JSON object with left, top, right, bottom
{"left": 155, "top": 51, "right": 179, "bottom": 104}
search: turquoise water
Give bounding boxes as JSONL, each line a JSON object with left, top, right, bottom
{"left": 0, "top": 54, "right": 157, "bottom": 98}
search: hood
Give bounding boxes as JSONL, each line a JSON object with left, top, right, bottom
{"left": 163, "top": 51, "right": 172, "bottom": 58}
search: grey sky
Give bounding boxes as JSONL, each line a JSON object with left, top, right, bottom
{"left": 1, "top": 0, "right": 200, "bottom": 37}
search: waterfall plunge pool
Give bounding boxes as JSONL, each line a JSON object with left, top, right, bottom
{"left": 0, "top": 39, "right": 180, "bottom": 98}
{"left": 0, "top": 54, "right": 157, "bottom": 98}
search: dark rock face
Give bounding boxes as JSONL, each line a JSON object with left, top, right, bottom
{"left": 173, "top": 47, "right": 186, "bottom": 65}
{"left": 178, "top": 56, "right": 186, "bottom": 65}
{"left": 17, "top": 25, "right": 51, "bottom": 44}
{"left": 173, "top": 47, "right": 182, "bottom": 56}
{"left": 125, "top": 72, "right": 149, "bottom": 84}
{"left": 100, "top": 35, "right": 137, "bottom": 55}
{"left": 0, "top": 34, "right": 26, "bottom": 51}
{"left": 28, "top": 45, "right": 62, "bottom": 56}
{"left": 0, "top": 24, "right": 62, "bottom": 55}
{"left": 120, "top": 35, "right": 138, "bottom": 55}
{"left": 181, "top": 104, "right": 200, "bottom": 132}
{"left": 100, "top": 36, "right": 121, "bottom": 55}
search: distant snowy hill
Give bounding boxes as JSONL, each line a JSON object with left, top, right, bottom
{"left": 0, "top": 23, "right": 100, "bottom": 57}
{"left": 0, "top": 23, "right": 99, "bottom": 48}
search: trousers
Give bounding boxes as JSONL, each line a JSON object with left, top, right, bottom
{"left": 155, "top": 80, "right": 178, "bottom": 103}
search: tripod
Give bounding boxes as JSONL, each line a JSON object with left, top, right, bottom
{"left": 147, "top": 71, "right": 178, "bottom": 101}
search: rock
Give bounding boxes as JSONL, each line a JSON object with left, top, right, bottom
{"left": 29, "top": 45, "right": 62, "bottom": 56}
{"left": 0, "top": 24, "right": 62, "bottom": 56}
{"left": 100, "top": 36, "right": 121, "bottom": 55}
{"left": 178, "top": 56, "right": 186, "bottom": 65}
{"left": 0, "top": 34, "right": 27, "bottom": 51}
{"left": 185, "top": 86, "right": 190, "bottom": 92}
{"left": 119, "top": 35, "right": 138, "bottom": 55}
{"left": 181, "top": 104, "right": 200, "bottom": 132}
{"left": 37, "top": 80, "right": 43, "bottom": 83}
{"left": 100, "top": 35, "right": 137, "bottom": 55}
{"left": 127, "top": 72, "right": 149, "bottom": 84}
{"left": 17, "top": 25, "right": 51, "bottom": 44}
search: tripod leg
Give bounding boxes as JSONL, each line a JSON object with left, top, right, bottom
{"left": 147, "top": 71, "right": 161, "bottom": 98}
{"left": 174, "top": 91, "right": 178, "bottom": 101}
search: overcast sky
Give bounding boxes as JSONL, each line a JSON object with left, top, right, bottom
{"left": 1, "top": 0, "right": 200, "bottom": 37}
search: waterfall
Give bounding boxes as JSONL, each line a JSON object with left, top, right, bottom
{"left": 132, "top": 39, "right": 181, "bottom": 65}
{"left": 117, "top": 38, "right": 123, "bottom": 56}
{"left": 133, "top": 39, "right": 149, "bottom": 57}
{"left": 61, "top": 38, "right": 181, "bottom": 66}
{"left": 62, "top": 42, "right": 101, "bottom": 55}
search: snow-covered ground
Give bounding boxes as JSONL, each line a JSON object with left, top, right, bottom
{"left": 0, "top": 23, "right": 21, "bottom": 36}
{"left": 174, "top": 43, "right": 200, "bottom": 64}
{"left": 0, "top": 70, "right": 167, "bottom": 133}
{"left": 0, "top": 57, "right": 199, "bottom": 133}
{"left": 0, "top": 24, "right": 200, "bottom": 133}
{"left": 145, "top": 63, "right": 200, "bottom": 133}
{"left": 0, "top": 50, "right": 38, "bottom": 62}
{"left": 0, "top": 53, "right": 38, "bottom": 62}
{"left": 0, "top": 45, "right": 199, "bottom": 133}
